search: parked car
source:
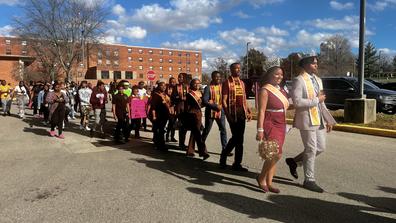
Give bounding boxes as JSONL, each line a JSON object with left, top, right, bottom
{"left": 366, "top": 78, "right": 383, "bottom": 88}
{"left": 322, "top": 77, "right": 396, "bottom": 114}
{"left": 382, "top": 82, "right": 396, "bottom": 91}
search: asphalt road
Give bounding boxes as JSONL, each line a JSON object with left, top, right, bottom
{"left": 0, "top": 107, "right": 395, "bottom": 223}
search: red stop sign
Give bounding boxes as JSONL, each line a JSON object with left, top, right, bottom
{"left": 147, "top": 70, "right": 156, "bottom": 81}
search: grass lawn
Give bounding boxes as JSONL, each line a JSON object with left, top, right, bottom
{"left": 252, "top": 108, "right": 396, "bottom": 130}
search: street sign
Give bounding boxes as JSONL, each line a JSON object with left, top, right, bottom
{"left": 147, "top": 70, "right": 156, "bottom": 81}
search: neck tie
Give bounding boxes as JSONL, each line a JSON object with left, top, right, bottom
{"left": 310, "top": 76, "right": 319, "bottom": 95}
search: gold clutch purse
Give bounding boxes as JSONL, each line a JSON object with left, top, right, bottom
{"left": 258, "top": 139, "right": 279, "bottom": 160}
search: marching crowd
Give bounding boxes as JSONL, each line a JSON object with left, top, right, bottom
{"left": 0, "top": 55, "right": 336, "bottom": 194}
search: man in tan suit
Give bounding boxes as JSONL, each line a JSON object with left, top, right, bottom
{"left": 286, "top": 55, "right": 336, "bottom": 193}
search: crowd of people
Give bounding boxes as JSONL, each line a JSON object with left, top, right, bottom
{"left": 0, "top": 55, "right": 336, "bottom": 194}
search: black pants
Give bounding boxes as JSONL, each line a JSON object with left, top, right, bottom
{"left": 50, "top": 104, "right": 66, "bottom": 135}
{"left": 220, "top": 118, "right": 246, "bottom": 166}
{"left": 114, "top": 117, "right": 129, "bottom": 141}
{"left": 189, "top": 121, "right": 207, "bottom": 156}
{"left": 130, "top": 118, "right": 141, "bottom": 137}
{"left": 166, "top": 115, "right": 176, "bottom": 140}
{"left": 142, "top": 118, "right": 147, "bottom": 130}
{"left": 33, "top": 96, "right": 39, "bottom": 115}
{"left": 40, "top": 104, "right": 49, "bottom": 122}
{"left": 152, "top": 118, "right": 168, "bottom": 150}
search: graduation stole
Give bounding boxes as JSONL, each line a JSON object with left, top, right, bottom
{"left": 263, "top": 84, "right": 289, "bottom": 112}
{"left": 177, "top": 84, "right": 189, "bottom": 101}
{"left": 227, "top": 76, "right": 247, "bottom": 122}
{"left": 210, "top": 83, "right": 222, "bottom": 119}
{"left": 189, "top": 90, "right": 202, "bottom": 109}
{"left": 301, "top": 72, "right": 321, "bottom": 126}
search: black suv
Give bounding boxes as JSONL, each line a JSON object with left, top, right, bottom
{"left": 322, "top": 77, "right": 396, "bottom": 114}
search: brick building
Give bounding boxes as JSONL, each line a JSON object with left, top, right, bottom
{"left": 0, "top": 36, "right": 202, "bottom": 86}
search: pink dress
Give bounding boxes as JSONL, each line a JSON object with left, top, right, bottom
{"left": 262, "top": 88, "right": 288, "bottom": 154}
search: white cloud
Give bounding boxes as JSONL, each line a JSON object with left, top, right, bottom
{"left": 233, "top": 11, "right": 252, "bottom": 19}
{"left": 294, "top": 30, "right": 333, "bottom": 49}
{"left": 311, "top": 16, "right": 359, "bottom": 31}
{"left": 0, "top": 25, "right": 14, "bottom": 36}
{"left": 161, "top": 38, "right": 225, "bottom": 53}
{"left": 246, "top": 0, "right": 284, "bottom": 8}
{"left": 105, "top": 20, "right": 147, "bottom": 42}
{"left": 131, "top": 0, "right": 223, "bottom": 31}
{"left": 378, "top": 48, "right": 396, "bottom": 55}
{"left": 330, "top": 1, "right": 354, "bottom": 10}
{"left": 368, "top": 0, "right": 396, "bottom": 11}
{"left": 0, "top": 0, "right": 22, "bottom": 6}
{"left": 219, "top": 28, "right": 264, "bottom": 47}
{"left": 112, "top": 4, "right": 126, "bottom": 16}
{"left": 256, "top": 25, "right": 289, "bottom": 36}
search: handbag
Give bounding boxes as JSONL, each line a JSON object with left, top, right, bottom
{"left": 258, "top": 139, "right": 279, "bottom": 160}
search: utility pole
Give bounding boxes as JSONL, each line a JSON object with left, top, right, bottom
{"left": 358, "top": 0, "right": 366, "bottom": 98}
{"left": 246, "top": 42, "right": 250, "bottom": 79}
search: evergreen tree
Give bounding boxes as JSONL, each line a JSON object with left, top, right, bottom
{"left": 362, "top": 42, "right": 378, "bottom": 78}
{"left": 240, "top": 48, "right": 267, "bottom": 79}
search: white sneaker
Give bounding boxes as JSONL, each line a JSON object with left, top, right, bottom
{"left": 85, "top": 126, "right": 91, "bottom": 131}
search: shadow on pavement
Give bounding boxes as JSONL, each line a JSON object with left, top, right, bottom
{"left": 188, "top": 187, "right": 395, "bottom": 223}
{"left": 338, "top": 192, "right": 396, "bottom": 214}
{"left": 104, "top": 138, "right": 301, "bottom": 193}
{"left": 378, "top": 186, "right": 396, "bottom": 195}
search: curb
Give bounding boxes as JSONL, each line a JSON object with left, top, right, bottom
{"left": 284, "top": 119, "right": 396, "bottom": 138}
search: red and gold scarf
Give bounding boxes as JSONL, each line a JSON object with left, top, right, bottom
{"left": 227, "top": 76, "right": 248, "bottom": 122}
{"left": 189, "top": 90, "right": 202, "bottom": 109}
{"left": 210, "top": 84, "right": 222, "bottom": 119}
{"left": 177, "top": 84, "right": 189, "bottom": 101}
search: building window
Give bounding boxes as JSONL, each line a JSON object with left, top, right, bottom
{"left": 187, "top": 67, "right": 190, "bottom": 72}
{"left": 114, "top": 71, "right": 121, "bottom": 79}
{"left": 186, "top": 53, "right": 190, "bottom": 57}
{"left": 128, "top": 65, "right": 132, "bottom": 68}
{"left": 149, "top": 66, "right": 153, "bottom": 70}
{"left": 6, "top": 48, "right": 11, "bottom": 55}
{"left": 113, "top": 60, "right": 119, "bottom": 66}
{"left": 178, "top": 61, "right": 182, "bottom": 64}
{"left": 195, "top": 68, "right": 199, "bottom": 72}
{"left": 187, "top": 61, "right": 191, "bottom": 64}
{"left": 98, "top": 59, "right": 102, "bottom": 65}
{"left": 159, "top": 50, "right": 163, "bottom": 55}
{"left": 139, "top": 65, "right": 143, "bottom": 70}
{"left": 159, "top": 74, "right": 163, "bottom": 78}
{"left": 5, "top": 39, "right": 10, "bottom": 45}
{"left": 139, "top": 57, "right": 143, "bottom": 62}
{"left": 169, "top": 67, "right": 173, "bottom": 71}
{"left": 159, "top": 66, "right": 163, "bottom": 70}
{"left": 125, "top": 71, "right": 133, "bottom": 79}
{"left": 128, "top": 48, "right": 132, "bottom": 53}
{"left": 101, "top": 70, "right": 109, "bottom": 79}
{"left": 178, "top": 67, "right": 182, "bottom": 71}
{"left": 21, "top": 50, "right": 27, "bottom": 55}
{"left": 169, "top": 51, "right": 173, "bottom": 55}
{"left": 169, "top": 74, "right": 173, "bottom": 78}
{"left": 178, "top": 52, "right": 182, "bottom": 56}
{"left": 106, "top": 59, "right": 111, "bottom": 65}
{"left": 169, "top": 59, "right": 173, "bottom": 63}
{"left": 128, "top": 56, "right": 132, "bottom": 62}
{"left": 139, "top": 49, "right": 143, "bottom": 54}
{"left": 105, "top": 49, "right": 110, "bottom": 58}
{"left": 159, "top": 58, "right": 163, "bottom": 63}
{"left": 149, "top": 58, "right": 153, "bottom": 62}
{"left": 148, "top": 50, "right": 153, "bottom": 54}
{"left": 97, "top": 50, "right": 102, "bottom": 59}
{"left": 195, "top": 53, "right": 199, "bottom": 57}
{"left": 139, "top": 73, "right": 144, "bottom": 78}
{"left": 195, "top": 60, "right": 199, "bottom": 65}
{"left": 113, "top": 49, "right": 119, "bottom": 57}
{"left": 21, "top": 40, "right": 27, "bottom": 46}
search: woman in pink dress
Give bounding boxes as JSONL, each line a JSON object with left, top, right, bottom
{"left": 256, "top": 66, "right": 290, "bottom": 193}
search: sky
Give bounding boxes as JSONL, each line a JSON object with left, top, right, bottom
{"left": 0, "top": 0, "right": 396, "bottom": 72}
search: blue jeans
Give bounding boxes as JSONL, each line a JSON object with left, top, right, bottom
{"left": 202, "top": 114, "right": 227, "bottom": 151}
{"left": 1, "top": 98, "right": 11, "bottom": 114}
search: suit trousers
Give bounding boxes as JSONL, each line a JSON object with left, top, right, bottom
{"left": 202, "top": 116, "right": 227, "bottom": 151}
{"left": 294, "top": 128, "right": 326, "bottom": 182}
{"left": 220, "top": 118, "right": 246, "bottom": 166}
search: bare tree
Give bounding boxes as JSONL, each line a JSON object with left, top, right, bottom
{"left": 319, "top": 35, "right": 355, "bottom": 76}
{"left": 210, "top": 57, "right": 229, "bottom": 79}
{"left": 14, "top": 0, "right": 109, "bottom": 81}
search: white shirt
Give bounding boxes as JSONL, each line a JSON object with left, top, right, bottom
{"left": 15, "top": 86, "right": 29, "bottom": 99}
{"left": 138, "top": 88, "right": 147, "bottom": 98}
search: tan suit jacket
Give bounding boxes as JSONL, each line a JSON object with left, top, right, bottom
{"left": 292, "top": 74, "right": 335, "bottom": 131}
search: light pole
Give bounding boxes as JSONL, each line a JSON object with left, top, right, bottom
{"left": 378, "top": 50, "right": 382, "bottom": 80}
{"left": 358, "top": 0, "right": 366, "bottom": 98}
{"left": 246, "top": 42, "right": 251, "bottom": 79}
